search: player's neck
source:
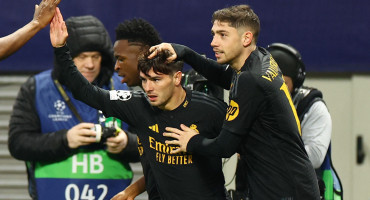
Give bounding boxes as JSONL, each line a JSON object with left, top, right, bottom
{"left": 231, "top": 45, "right": 257, "bottom": 71}
{"left": 161, "top": 87, "right": 186, "bottom": 111}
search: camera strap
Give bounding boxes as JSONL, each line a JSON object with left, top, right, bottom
{"left": 53, "top": 78, "right": 116, "bottom": 124}
{"left": 53, "top": 79, "right": 83, "bottom": 122}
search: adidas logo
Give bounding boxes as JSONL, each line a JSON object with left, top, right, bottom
{"left": 149, "top": 124, "right": 159, "bottom": 133}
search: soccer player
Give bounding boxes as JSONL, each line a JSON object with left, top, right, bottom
{"left": 152, "top": 4, "right": 320, "bottom": 200}
{"left": 50, "top": 8, "right": 230, "bottom": 200}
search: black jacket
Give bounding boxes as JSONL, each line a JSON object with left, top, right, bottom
{"left": 8, "top": 76, "right": 139, "bottom": 162}
{"left": 9, "top": 14, "right": 139, "bottom": 163}
{"left": 8, "top": 15, "right": 139, "bottom": 199}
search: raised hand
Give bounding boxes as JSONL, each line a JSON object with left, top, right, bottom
{"left": 33, "top": 0, "right": 61, "bottom": 29}
{"left": 50, "top": 7, "right": 68, "bottom": 47}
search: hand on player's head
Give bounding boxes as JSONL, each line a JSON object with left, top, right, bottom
{"left": 148, "top": 43, "right": 177, "bottom": 62}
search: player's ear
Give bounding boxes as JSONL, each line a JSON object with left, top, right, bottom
{"left": 174, "top": 71, "right": 182, "bottom": 85}
{"left": 242, "top": 31, "right": 253, "bottom": 47}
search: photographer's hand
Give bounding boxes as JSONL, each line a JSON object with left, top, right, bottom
{"left": 106, "top": 130, "right": 128, "bottom": 154}
{"left": 67, "top": 123, "right": 96, "bottom": 149}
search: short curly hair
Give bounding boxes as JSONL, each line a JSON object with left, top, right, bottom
{"left": 115, "top": 18, "right": 162, "bottom": 46}
{"left": 212, "top": 5, "right": 260, "bottom": 44}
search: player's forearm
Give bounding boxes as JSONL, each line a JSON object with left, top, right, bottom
{"left": 0, "top": 20, "right": 41, "bottom": 60}
{"left": 187, "top": 128, "right": 241, "bottom": 158}
{"left": 171, "top": 43, "right": 232, "bottom": 89}
{"left": 126, "top": 176, "right": 146, "bottom": 197}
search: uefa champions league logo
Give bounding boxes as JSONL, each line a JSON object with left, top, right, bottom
{"left": 48, "top": 100, "right": 71, "bottom": 121}
{"left": 54, "top": 100, "right": 66, "bottom": 112}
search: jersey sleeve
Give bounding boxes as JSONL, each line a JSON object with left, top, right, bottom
{"left": 223, "top": 72, "right": 265, "bottom": 135}
{"left": 54, "top": 45, "right": 141, "bottom": 126}
{"left": 187, "top": 128, "right": 242, "bottom": 158}
{"left": 172, "top": 43, "right": 233, "bottom": 89}
{"left": 187, "top": 73, "right": 265, "bottom": 157}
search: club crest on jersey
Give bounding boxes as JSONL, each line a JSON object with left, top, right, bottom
{"left": 110, "top": 90, "right": 132, "bottom": 101}
{"left": 189, "top": 124, "right": 199, "bottom": 133}
{"left": 226, "top": 100, "right": 239, "bottom": 121}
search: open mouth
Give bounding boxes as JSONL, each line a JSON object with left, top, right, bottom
{"left": 147, "top": 94, "right": 157, "bottom": 102}
{"left": 213, "top": 50, "right": 222, "bottom": 58}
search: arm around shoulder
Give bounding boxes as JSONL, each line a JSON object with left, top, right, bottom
{"left": 171, "top": 43, "right": 232, "bottom": 89}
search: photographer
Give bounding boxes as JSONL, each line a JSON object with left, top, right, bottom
{"left": 8, "top": 15, "right": 139, "bottom": 200}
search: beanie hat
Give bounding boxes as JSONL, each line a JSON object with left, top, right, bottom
{"left": 64, "top": 15, "right": 114, "bottom": 86}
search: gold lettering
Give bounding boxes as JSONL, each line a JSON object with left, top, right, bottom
{"left": 171, "top": 155, "right": 175, "bottom": 164}
{"left": 262, "top": 56, "right": 280, "bottom": 82}
{"left": 149, "top": 136, "right": 155, "bottom": 149}
{"left": 156, "top": 152, "right": 160, "bottom": 161}
{"left": 262, "top": 75, "right": 272, "bottom": 82}
{"left": 149, "top": 136, "right": 194, "bottom": 165}
{"left": 138, "top": 146, "right": 144, "bottom": 156}
{"left": 155, "top": 141, "right": 168, "bottom": 153}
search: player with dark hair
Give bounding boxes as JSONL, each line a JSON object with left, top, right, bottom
{"left": 50, "top": 9, "right": 231, "bottom": 200}
{"left": 112, "top": 18, "right": 163, "bottom": 199}
{"left": 151, "top": 4, "right": 320, "bottom": 200}
{"left": 114, "top": 18, "right": 162, "bottom": 87}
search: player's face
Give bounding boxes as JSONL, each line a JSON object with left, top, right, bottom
{"left": 211, "top": 20, "right": 245, "bottom": 66}
{"left": 114, "top": 40, "right": 143, "bottom": 87}
{"left": 140, "top": 68, "right": 177, "bottom": 109}
{"left": 73, "top": 51, "right": 102, "bottom": 83}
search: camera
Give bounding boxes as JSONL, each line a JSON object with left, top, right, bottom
{"left": 91, "top": 124, "right": 119, "bottom": 143}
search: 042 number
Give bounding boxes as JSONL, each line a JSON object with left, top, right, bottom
{"left": 65, "top": 184, "right": 108, "bottom": 200}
